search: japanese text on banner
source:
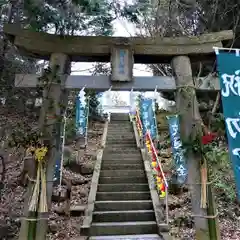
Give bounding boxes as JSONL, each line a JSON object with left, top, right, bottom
{"left": 76, "top": 93, "right": 87, "bottom": 136}
{"left": 216, "top": 51, "right": 240, "bottom": 200}
{"left": 140, "top": 98, "right": 157, "bottom": 139}
{"left": 167, "top": 115, "right": 187, "bottom": 184}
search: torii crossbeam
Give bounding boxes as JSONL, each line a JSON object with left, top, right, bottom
{"left": 15, "top": 74, "right": 220, "bottom": 92}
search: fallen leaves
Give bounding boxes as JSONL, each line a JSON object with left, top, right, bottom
{"left": 47, "top": 121, "right": 104, "bottom": 240}
{"left": 0, "top": 113, "right": 104, "bottom": 240}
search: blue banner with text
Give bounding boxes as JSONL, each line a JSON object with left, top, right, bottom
{"left": 140, "top": 98, "right": 157, "bottom": 139}
{"left": 167, "top": 115, "right": 187, "bottom": 184}
{"left": 216, "top": 50, "right": 240, "bottom": 200}
{"left": 76, "top": 94, "right": 87, "bottom": 136}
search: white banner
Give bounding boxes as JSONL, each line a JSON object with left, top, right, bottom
{"left": 129, "top": 89, "right": 136, "bottom": 115}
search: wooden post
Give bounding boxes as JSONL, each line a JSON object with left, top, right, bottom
{"left": 172, "top": 55, "right": 220, "bottom": 240}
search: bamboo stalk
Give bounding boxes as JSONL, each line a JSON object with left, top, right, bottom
{"left": 201, "top": 158, "right": 207, "bottom": 209}
{"left": 27, "top": 213, "right": 37, "bottom": 240}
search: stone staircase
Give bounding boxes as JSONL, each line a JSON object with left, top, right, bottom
{"left": 89, "top": 113, "right": 163, "bottom": 240}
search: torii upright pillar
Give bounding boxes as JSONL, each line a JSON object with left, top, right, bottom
{"left": 172, "top": 55, "right": 220, "bottom": 240}
{"left": 19, "top": 53, "right": 71, "bottom": 240}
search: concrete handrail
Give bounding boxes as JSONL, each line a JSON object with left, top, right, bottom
{"left": 81, "top": 120, "right": 108, "bottom": 235}
{"left": 145, "top": 130, "right": 169, "bottom": 226}
{"left": 132, "top": 115, "right": 169, "bottom": 226}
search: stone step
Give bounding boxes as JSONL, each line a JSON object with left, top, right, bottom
{"left": 100, "top": 170, "right": 145, "bottom": 178}
{"left": 101, "top": 163, "right": 143, "bottom": 170}
{"left": 108, "top": 122, "right": 131, "bottom": 125}
{"left": 101, "top": 159, "right": 143, "bottom": 165}
{"left": 107, "top": 132, "right": 135, "bottom": 136}
{"left": 103, "top": 153, "right": 142, "bottom": 160}
{"left": 108, "top": 128, "right": 132, "bottom": 132}
{"left": 107, "top": 133, "right": 134, "bottom": 136}
{"left": 107, "top": 125, "right": 133, "bottom": 129}
{"left": 105, "top": 144, "right": 138, "bottom": 148}
{"left": 105, "top": 148, "right": 138, "bottom": 151}
{"left": 99, "top": 176, "right": 147, "bottom": 184}
{"left": 107, "top": 137, "right": 135, "bottom": 140}
{"left": 96, "top": 191, "right": 151, "bottom": 201}
{"left": 93, "top": 210, "right": 155, "bottom": 222}
{"left": 108, "top": 127, "right": 133, "bottom": 130}
{"left": 103, "top": 151, "right": 140, "bottom": 155}
{"left": 109, "top": 121, "right": 131, "bottom": 123}
{"left": 105, "top": 143, "right": 137, "bottom": 147}
{"left": 109, "top": 120, "right": 130, "bottom": 123}
{"left": 107, "top": 130, "right": 133, "bottom": 133}
{"left": 104, "top": 149, "right": 139, "bottom": 154}
{"left": 108, "top": 129, "right": 134, "bottom": 133}
{"left": 110, "top": 114, "right": 129, "bottom": 121}
{"left": 90, "top": 221, "right": 158, "bottom": 236}
{"left": 107, "top": 136, "right": 135, "bottom": 140}
{"left": 89, "top": 234, "right": 162, "bottom": 240}
{"left": 106, "top": 139, "right": 136, "bottom": 144}
{"left": 102, "top": 156, "right": 142, "bottom": 160}
{"left": 95, "top": 200, "right": 153, "bottom": 211}
{"left": 104, "top": 150, "right": 139, "bottom": 154}
{"left": 107, "top": 129, "right": 134, "bottom": 132}
{"left": 109, "top": 120, "right": 131, "bottom": 123}
{"left": 98, "top": 183, "right": 149, "bottom": 192}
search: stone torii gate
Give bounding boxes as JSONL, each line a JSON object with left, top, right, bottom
{"left": 4, "top": 23, "right": 233, "bottom": 240}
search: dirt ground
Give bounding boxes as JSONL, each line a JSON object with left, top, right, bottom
{"left": 0, "top": 120, "right": 104, "bottom": 240}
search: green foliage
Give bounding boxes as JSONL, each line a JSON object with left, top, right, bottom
{"left": 23, "top": 0, "right": 115, "bottom": 35}
{"left": 206, "top": 145, "right": 236, "bottom": 202}
{"left": 91, "top": 63, "right": 110, "bottom": 76}
{"left": 65, "top": 117, "right": 76, "bottom": 143}
{"left": 120, "top": 4, "right": 140, "bottom": 24}
{"left": 209, "top": 113, "right": 226, "bottom": 134}
{"left": 85, "top": 89, "right": 100, "bottom": 119}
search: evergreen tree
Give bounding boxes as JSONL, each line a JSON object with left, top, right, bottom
{"left": 23, "top": 0, "right": 115, "bottom": 34}
{"left": 85, "top": 89, "right": 100, "bottom": 120}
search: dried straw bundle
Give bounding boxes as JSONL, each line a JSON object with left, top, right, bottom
{"left": 38, "top": 164, "right": 48, "bottom": 213}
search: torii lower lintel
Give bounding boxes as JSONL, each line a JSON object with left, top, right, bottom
{"left": 15, "top": 74, "right": 220, "bottom": 92}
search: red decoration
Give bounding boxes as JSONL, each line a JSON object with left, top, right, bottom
{"left": 161, "top": 183, "right": 166, "bottom": 192}
{"left": 152, "top": 151, "right": 156, "bottom": 162}
{"left": 155, "top": 165, "right": 161, "bottom": 172}
{"left": 201, "top": 132, "right": 217, "bottom": 145}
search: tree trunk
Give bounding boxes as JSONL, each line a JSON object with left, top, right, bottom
{"left": 172, "top": 55, "right": 219, "bottom": 240}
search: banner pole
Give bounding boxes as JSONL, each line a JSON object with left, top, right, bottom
{"left": 153, "top": 86, "right": 159, "bottom": 141}
{"left": 84, "top": 96, "right": 90, "bottom": 148}
{"left": 59, "top": 114, "right": 67, "bottom": 188}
